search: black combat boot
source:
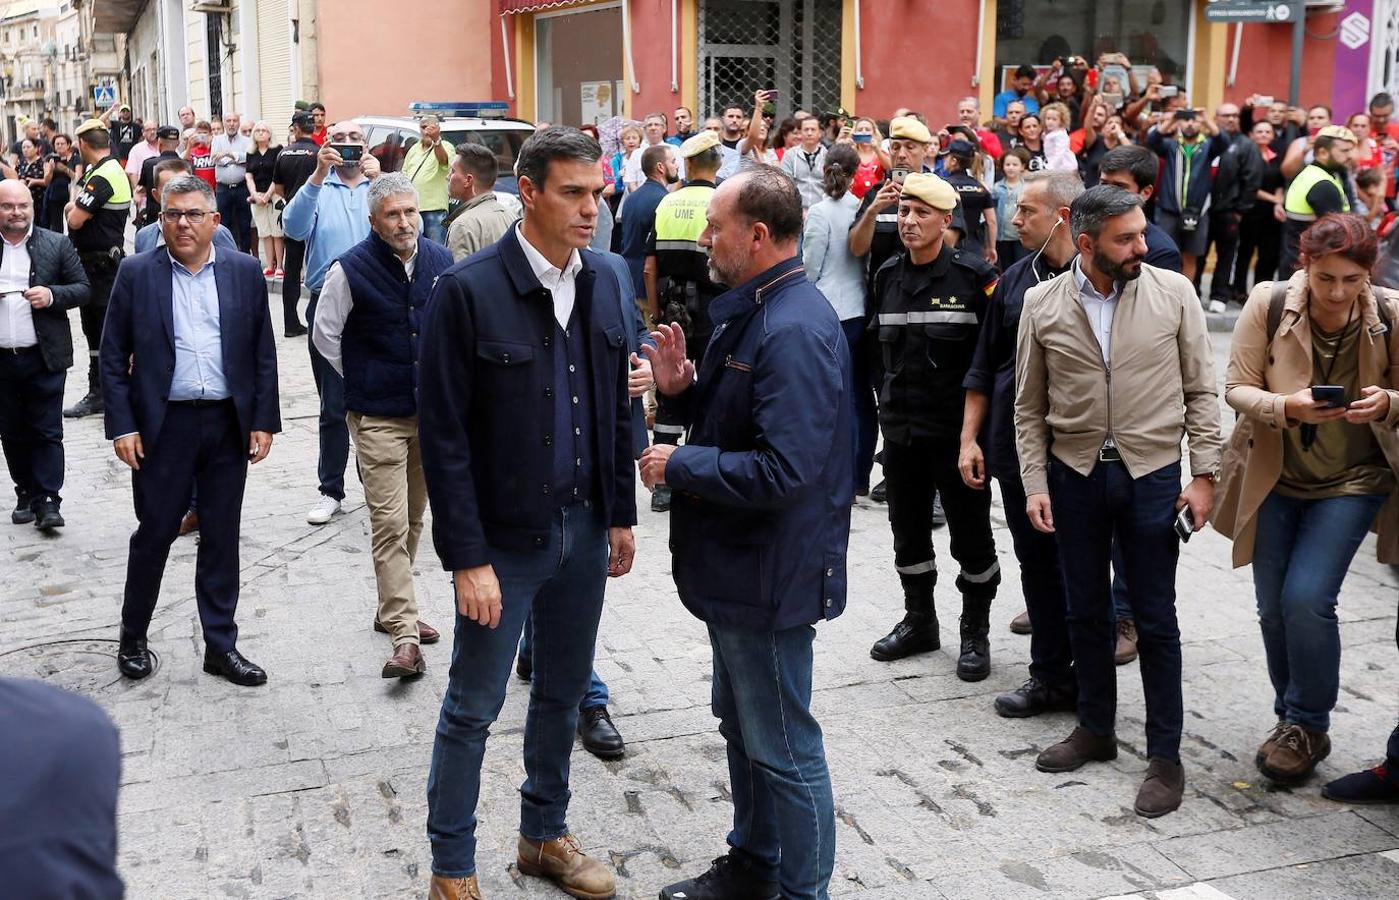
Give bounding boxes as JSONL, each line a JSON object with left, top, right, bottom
{"left": 871, "top": 580, "right": 939, "bottom": 661}
{"left": 956, "top": 597, "right": 992, "bottom": 682}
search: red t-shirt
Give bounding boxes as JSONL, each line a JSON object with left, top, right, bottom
{"left": 188, "top": 142, "right": 217, "bottom": 187}
{"left": 851, "top": 157, "right": 884, "bottom": 199}
{"left": 311, "top": 127, "right": 327, "bottom": 146}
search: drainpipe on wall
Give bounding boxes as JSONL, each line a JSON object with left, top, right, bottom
{"left": 621, "top": 0, "right": 639, "bottom": 94}
{"left": 500, "top": 14, "right": 515, "bottom": 100}
{"left": 854, "top": 0, "right": 863, "bottom": 89}
{"left": 671, "top": 0, "right": 678, "bottom": 92}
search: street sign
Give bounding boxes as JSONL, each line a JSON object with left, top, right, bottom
{"left": 93, "top": 84, "right": 116, "bottom": 109}
{"left": 1204, "top": 1, "right": 1301, "bottom": 23}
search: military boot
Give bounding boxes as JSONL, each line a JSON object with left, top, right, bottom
{"left": 956, "top": 597, "right": 992, "bottom": 682}
{"left": 871, "top": 579, "right": 939, "bottom": 661}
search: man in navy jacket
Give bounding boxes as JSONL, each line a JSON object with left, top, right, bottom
{"left": 418, "top": 128, "right": 636, "bottom": 900}
{"left": 100, "top": 175, "right": 280, "bottom": 688}
{"left": 641, "top": 167, "right": 851, "bottom": 900}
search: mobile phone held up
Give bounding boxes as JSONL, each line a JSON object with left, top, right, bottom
{"left": 331, "top": 143, "right": 363, "bottom": 164}
{"left": 853, "top": 133, "right": 872, "bottom": 144}
{"left": 1173, "top": 109, "right": 1197, "bottom": 121}
{"left": 1311, "top": 385, "right": 1346, "bottom": 408}
{"left": 890, "top": 166, "right": 910, "bottom": 185}
{"left": 1174, "top": 506, "right": 1195, "bottom": 543}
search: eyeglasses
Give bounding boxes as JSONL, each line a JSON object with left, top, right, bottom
{"left": 161, "top": 210, "right": 210, "bottom": 224}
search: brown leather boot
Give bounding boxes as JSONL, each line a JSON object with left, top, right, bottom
{"left": 1135, "top": 757, "right": 1185, "bottom": 818}
{"left": 1009, "top": 610, "right": 1032, "bottom": 635}
{"left": 1114, "top": 618, "right": 1139, "bottom": 665}
{"left": 1261, "top": 723, "right": 1331, "bottom": 783}
{"left": 382, "top": 643, "right": 425, "bottom": 678}
{"left": 1036, "top": 726, "right": 1118, "bottom": 773}
{"left": 1254, "top": 719, "right": 1287, "bottom": 770}
{"left": 429, "top": 874, "right": 483, "bottom": 900}
{"left": 517, "top": 834, "right": 616, "bottom": 900}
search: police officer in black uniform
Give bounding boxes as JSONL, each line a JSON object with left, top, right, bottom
{"left": 63, "top": 119, "right": 132, "bottom": 419}
{"left": 272, "top": 112, "right": 322, "bottom": 336}
{"left": 868, "top": 172, "right": 1001, "bottom": 682}
{"left": 943, "top": 139, "right": 997, "bottom": 264}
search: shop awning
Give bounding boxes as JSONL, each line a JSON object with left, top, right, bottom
{"left": 500, "top": 0, "right": 598, "bottom": 13}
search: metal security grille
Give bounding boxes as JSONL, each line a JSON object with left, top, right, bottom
{"left": 698, "top": 0, "right": 843, "bottom": 121}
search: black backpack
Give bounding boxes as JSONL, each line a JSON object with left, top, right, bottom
{"left": 1263, "top": 279, "right": 1393, "bottom": 344}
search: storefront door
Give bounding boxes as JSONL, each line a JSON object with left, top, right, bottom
{"left": 698, "top": 0, "right": 843, "bottom": 120}
{"left": 536, "top": 3, "right": 625, "bottom": 126}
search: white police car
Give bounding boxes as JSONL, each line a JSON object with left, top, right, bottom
{"left": 358, "top": 102, "right": 535, "bottom": 194}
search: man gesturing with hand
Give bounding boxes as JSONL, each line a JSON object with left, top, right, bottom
{"left": 416, "top": 128, "right": 636, "bottom": 900}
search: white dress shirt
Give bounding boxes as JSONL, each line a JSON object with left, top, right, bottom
{"left": 312, "top": 250, "right": 418, "bottom": 376}
{"left": 0, "top": 228, "right": 37, "bottom": 349}
{"left": 516, "top": 223, "right": 582, "bottom": 327}
{"left": 1072, "top": 258, "right": 1120, "bottom": 366}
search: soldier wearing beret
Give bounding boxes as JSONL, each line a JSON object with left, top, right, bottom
{"left": 867, "top": 173, "right": 1003, "bottom": 682}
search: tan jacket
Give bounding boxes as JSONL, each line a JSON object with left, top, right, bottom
{"left": 1014, "top": 263, "right": 1223, "bottom": 495}
{"left": 1212, "top": 271, "right": 1399, "bottom": 566}
{"left": 446, "top": 191, "right": 519, "bottom": 262}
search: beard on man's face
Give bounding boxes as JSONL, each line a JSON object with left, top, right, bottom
{"left": 1093, "top": 247, "right": 1144, "bottom": 282}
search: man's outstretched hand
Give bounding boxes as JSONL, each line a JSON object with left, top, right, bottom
{"left": 640, "top": 323, "right": 695, "bottom": 396}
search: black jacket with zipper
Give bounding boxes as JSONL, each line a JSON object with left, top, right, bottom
{"left": 0, "top": 228, "right": 90, "bottom": 372}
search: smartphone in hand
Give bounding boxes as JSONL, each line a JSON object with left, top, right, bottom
{"left": 1174, "top": 506, "right": 1194, "bottom": 543}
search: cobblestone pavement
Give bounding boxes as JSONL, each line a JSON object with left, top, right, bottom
{"left": 4, "top": 317, "right": 1399, "bottom": 900}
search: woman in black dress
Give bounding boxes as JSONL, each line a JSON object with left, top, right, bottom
{"left": 16, "top": 139, "right": 48, "bottom": 225}
{"left": 41, "top": 134, "right": 80, "bottom": 234}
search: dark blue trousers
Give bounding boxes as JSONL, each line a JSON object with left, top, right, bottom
{"left": 0, "top": 346, "right": 65, "bottom": 505}
{"left": 121, "top": 401, "right": 248, "bottom": 652}
{"left": 839, "top": 316, "right": 878, "bottom": 493}
{"left": 1048, "top": 458, "right": 1184, "bottom": 761}
{"left": 998, "top": 473, "right": 1073, "bottom": 690}
{"left": 216, "top": 183, "right": 252, "bottom": 253}
{"left": 306, "top": 290, "right": 349, "bottom": 501}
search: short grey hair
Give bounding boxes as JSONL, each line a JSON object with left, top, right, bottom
{"left": 1023, "top": 171, "right": 1085, "bottom": 210}
{"left": 162, "top": 174, "right": 215, "bottom": 208}
{"left": 368, "top": 172, "right": 419, "bottom": 214}
{"left": 1070, "top": 184, "right": 1144, "bottom": 241}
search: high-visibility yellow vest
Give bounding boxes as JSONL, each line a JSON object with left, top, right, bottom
{"left": 1284, "top": 163, "right": 1349, "bottom": 222}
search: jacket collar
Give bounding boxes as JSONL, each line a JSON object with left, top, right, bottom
{"left": 497, "top": 222, "right": 595, "bottom": 298}
{"left": 1282, "top": 267, "right": 1390, "bottom": 339}
{"left": 460, "top": 191, "right": 498, "bottom": 211}
{"left": 708, "top": 256, "right": 805, "bottom": 325}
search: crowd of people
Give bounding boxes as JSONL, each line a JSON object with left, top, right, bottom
{"left": 4, "top": 55, "right": 1399, "bottom": 899}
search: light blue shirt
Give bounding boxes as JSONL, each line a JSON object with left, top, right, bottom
{"left": 802, "top": 191, "right": 866, "bottom": 321}
{"left": 168, "top": 248, "right": 229, "bottom": 401}
{"left": 281, "top": 169, "right": 372, "bottom": 292}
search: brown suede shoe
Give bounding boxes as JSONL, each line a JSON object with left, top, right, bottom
{"left": 1036, "top": 726, "right": 1118, "bottom": 773}
{"left": 178, "top": 510, "right": 199, "bottom": 536}
{"left": 382, "top": 643, "right": 425, "bottom": 678}
{"left": 1261, "top": 723, "right": 1331, "bottom": 783}
{"left": 373, "top": 619, "right": 440, "bottom": 644}
{"left": 429, "top": 874, "right": 483, "bottom": 900}
{"left": 1254, "top": 719, "right": 1287, "bottom": 770}
{"left": 1114, "top": 618, "right": 1138, "bottom": 665}
{"left": 1009, "top": 610, "right": 1032, "bottom": 635}
{"left": 1135, "top": 757, "right": 1185, "bottom": 818}
{"left": 517, "top": 834, "right": 616, "bottom": 900}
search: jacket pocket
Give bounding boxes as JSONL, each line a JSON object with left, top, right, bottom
{"left": 476, "top": 339, "right": 535, "bottom": 398}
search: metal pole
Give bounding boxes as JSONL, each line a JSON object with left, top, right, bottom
{"left": 1289, "top": 6, "right": 1304, "bottom": 107}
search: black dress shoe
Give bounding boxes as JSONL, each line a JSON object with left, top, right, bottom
{"left": 117, "top": 627, "right": 153, "bottom": 680}
{"left": 516, "top": 653, "right": 533, "bottom": 682}
{"left": 63, "top": 391, "right": 103, "bottom": 418}
{"left": 660, "top": 853, "right": 780, "bottom": 900}
{"left": 870, "top": 614, "right": 940, "bottom": 661}
{"left": 11, "top": 495, "right": 34, "bottom": 525}
{"left": 995, "top": 677, "right": 1077, "bottom": 718}
{"left": 932, "top": 492, "right": 946, "bottom": 528}
{"left": 577, "top": 705, "right": 625, "bottom": 759}
{"left": 203, "top": 647, "right": 268, "bottom": 686}
{"left": 869, "top": 479, "right": 888, "bottom": 503}
{"left": 32, "top": 499, "right": 64, "bottom": 531}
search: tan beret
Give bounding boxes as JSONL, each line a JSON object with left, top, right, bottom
{"left": 679, "top": 130, "right": 721, "bottom": 158}
{"left": 889, "top": 116, "right": 933, "bottom": 144}
{"left": 1317, "top": 125, "right": 1357, "bottom": 144}
{"left": 74, "top": 118, "right": 108, "bottom": 137}
{"left": 901, "top": 172, "right": 959, "bottom": 211}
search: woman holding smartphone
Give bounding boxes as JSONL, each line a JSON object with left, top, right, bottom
{"left": 849, "top": 117, "right": 890, "bottom": 199}
{"left": 1214, "top": 214, "right": 1399, "bottom": 788}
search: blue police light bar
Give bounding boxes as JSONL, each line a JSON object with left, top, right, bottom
{"left": 409, "top": 101, "right": 510, "bottom": 120}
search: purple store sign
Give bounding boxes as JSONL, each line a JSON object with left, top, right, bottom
{"left": 1333, "top": 0, "right": 1375, "bottom": 117}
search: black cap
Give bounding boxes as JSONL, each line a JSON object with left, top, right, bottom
{"left": 947, "top": 139, "right": 977, "bottom": 159}
{"left": 292, "top": 111, "right": 315, "bottom": 130}
{"left": 157, "top": 125, "right": 180, "bottom": 140}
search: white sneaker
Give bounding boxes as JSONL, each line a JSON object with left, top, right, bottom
{"left": 306, "top": 495, "right": 341, "bottom": 525}
{"left": 1208, "top": 299, "right": 1227, "bottom": 314}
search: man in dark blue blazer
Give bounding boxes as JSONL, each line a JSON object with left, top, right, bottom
{"left": 100, "top": 175, "right": 281, "bottom": 687}
{"left": 418, "top": 128, "right": 636, "bottom": 900}
{"left": 640, "top": 167, "right": 851, "bottom": 900}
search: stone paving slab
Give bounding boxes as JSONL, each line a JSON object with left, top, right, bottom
{"left": 4, "top": 326, "right": 1399, "bottom": 898}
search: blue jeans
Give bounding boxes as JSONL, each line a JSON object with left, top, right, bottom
{"left": 420, "top": 209, "right": 447, "bottom": 245}
{"left": 1252, "top": 490, "right": 1387, "bottom": 732}
{"left": 839, "top": 317, "right": 878, "bottom": 493}
{"left": 1049, "top": 459, "right": 1184, "bottom": 761}
{"left": 306, "top": 291, "right": 349, "bottom": 501}
{"left": 427, "top": 503, "right": 608, "bottom": 877}
{"left": 710, "top": 622, "right": 834, "bottom": 900}
{"left": 518, "top": 614, "right": 610, "bottom": 709}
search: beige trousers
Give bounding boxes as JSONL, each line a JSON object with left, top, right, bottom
{"left": 347, "top": 412, "right": 427, "bottom": 646}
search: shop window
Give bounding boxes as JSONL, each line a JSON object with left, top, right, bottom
{"left": 995, "top": 0, "right": 1192, "bottom": 96}
{"left": 535, "top": 5, "right": 625, "bottom": 126}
